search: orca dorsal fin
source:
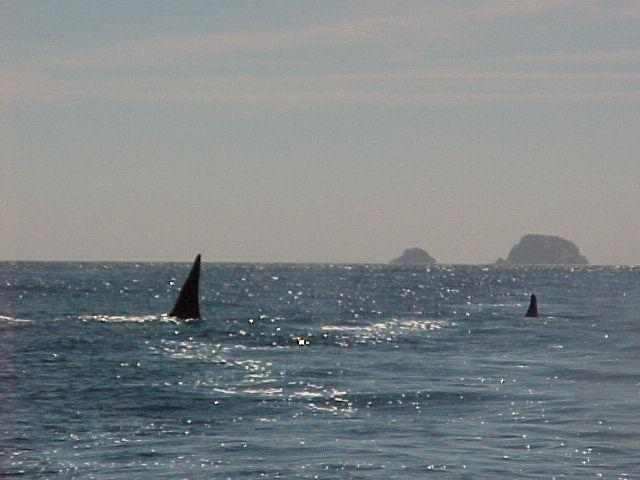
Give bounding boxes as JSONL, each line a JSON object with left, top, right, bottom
{"left": 525, "top": 294, "right": 538, "bottom": 317}
{"left": 168, "top": 254, "right": 201, "bottom": 319}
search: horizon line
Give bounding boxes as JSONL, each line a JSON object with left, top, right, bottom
{"left": 0, "top": 258, "right": 637, "bottom": 267}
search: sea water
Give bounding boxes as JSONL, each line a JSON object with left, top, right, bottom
{"left": 1, "top": 262, "right": 640, "bottom": 478}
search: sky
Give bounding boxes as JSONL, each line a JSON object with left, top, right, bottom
{"left": 2, "top": 0, "right": 640, "bottom": 264}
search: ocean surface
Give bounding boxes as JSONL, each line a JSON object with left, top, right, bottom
{"left": 1, "top": 262, "right": 640, "bottom": 479}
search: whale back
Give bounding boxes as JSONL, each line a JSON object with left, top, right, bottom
{"left": 168, "top": 254, "right": 201, "bottom": 319}
{"left": 525, "top": 294, "right": 538, "bottom": 317}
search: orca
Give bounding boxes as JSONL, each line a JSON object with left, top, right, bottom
{"left": 168, "top": 254, "right": 201, "bottom": 319}
{"left": 525, "top": 294, "right": 538, "bottom": 317}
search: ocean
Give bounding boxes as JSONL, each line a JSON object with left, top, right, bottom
{"left": 1, "top": 261, "right": 639, "bottom": 478}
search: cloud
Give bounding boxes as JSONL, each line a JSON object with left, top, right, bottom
{"left": 472, "top": 0, "right": 640, "bottom": 22}
{"left": 0, "top": 69, "right": 73, "bottom": 103}
{"left": 494, "top": 49, "right": 640, "bottom": 64}
{"left": 471, "top": 0, "right": 585, "bottom": 18}
{"left": 327, "top": 68, "right": 640, "bottom": 82}
{"left": 37, "top": 1, "right": 603, "bottom": 71}
{"left": 42, "top": 15, "right": 427, "bottom": 70}
{"left": 4, "top": 66, "right": 640, "bottom": 107}
{"left": 585, "top": 3, "right": 640, "bottom": 21}
{"left": 6, "top": 2, "right": 639, "bottom": 107}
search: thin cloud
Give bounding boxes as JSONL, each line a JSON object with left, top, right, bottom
{"left": 7, "top": 1, "right": 639, "bottom": 108}
{"left": 585, "top": 3, "right": 640, "bottom": 21}
{"left": 42, "top": 15, "right": 427, "bottom": 70}
{"left": 37, "top": 1, "right": 611, "bottom": 71}
{"left": 0, "top": 69, "right": 73, "bottom": 103}
{"left": 472, "top": 0, "right": 640, "bottom": 21}
{"left": 5, "top": 67, "right": 640, "bottom": 107}
{"left": 471, "top": 0, "right": 586, "bottom": 18}
{"left": 494, "top": 49, "right": 640, "bottom": 64}
{"left": 323, "top": 69, "right": 640, "bottom": 82}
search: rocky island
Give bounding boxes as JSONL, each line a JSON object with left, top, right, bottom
{"left": 390, "top": 248, "right": 437, "bottom": 265}
{"left": 497, "top": 234, "right": 588, "bottom": 265}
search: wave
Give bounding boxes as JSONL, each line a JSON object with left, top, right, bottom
{"left": 212, "top": 386, "right": 283, "bottom": 396}
{"left": 322, "top": 317, "right": 448, "bottom": 333}
{"left": 0, "top": 315, "right": 31, "bottom": 324}
{"left": 320, "top": 317, "right": 449, "bottom": 345}
{"left": 78, "top": 314, "right": 173, "bottom": 323}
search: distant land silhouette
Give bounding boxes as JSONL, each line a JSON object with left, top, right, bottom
{"left": 390, "top": 248, "right": 436, "bottom": 265}
{"left": 496, "top": 234, "right": 588, "bottom": 265}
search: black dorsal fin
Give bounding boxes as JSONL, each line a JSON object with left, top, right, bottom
{"left": 525, "top": 294, "right": 538, "bottom": 317}
{"left": 168, "top": 254, "right": 201, "bottom": 319}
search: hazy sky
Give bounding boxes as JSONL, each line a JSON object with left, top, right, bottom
{"left": 3, "top": 1, "right": 640, "bottom": 264}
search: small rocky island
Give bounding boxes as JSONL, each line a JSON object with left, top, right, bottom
{"left": 390, "top": 248, "right": 437, "bottom": 265}
{"left": 497, "top": 234, "right": 588, "bottom": 265}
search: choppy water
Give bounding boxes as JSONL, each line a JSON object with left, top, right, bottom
{"left": 1, "top": 262, "right": 640, "bottom": 478}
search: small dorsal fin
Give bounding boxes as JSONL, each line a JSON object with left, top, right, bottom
{"left": 168, "top": 254, "right": 201, "bottom": 319}
{"left": 525, "top": 294, "right": 538, "bottom": 317}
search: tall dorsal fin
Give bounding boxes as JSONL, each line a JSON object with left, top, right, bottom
{"left": 168, "top": 254, "right": 201, "bottom": 319}
{"left": 525, "top": 294, "right": 538, "bottom": 317}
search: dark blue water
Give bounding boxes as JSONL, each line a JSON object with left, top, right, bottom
{"left": 2, "top": 262, "right": 640, "bottom": 478}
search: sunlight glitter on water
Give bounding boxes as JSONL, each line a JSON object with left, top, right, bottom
{"left": 4, "top": 263, "right": 640, "bottom": 478}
